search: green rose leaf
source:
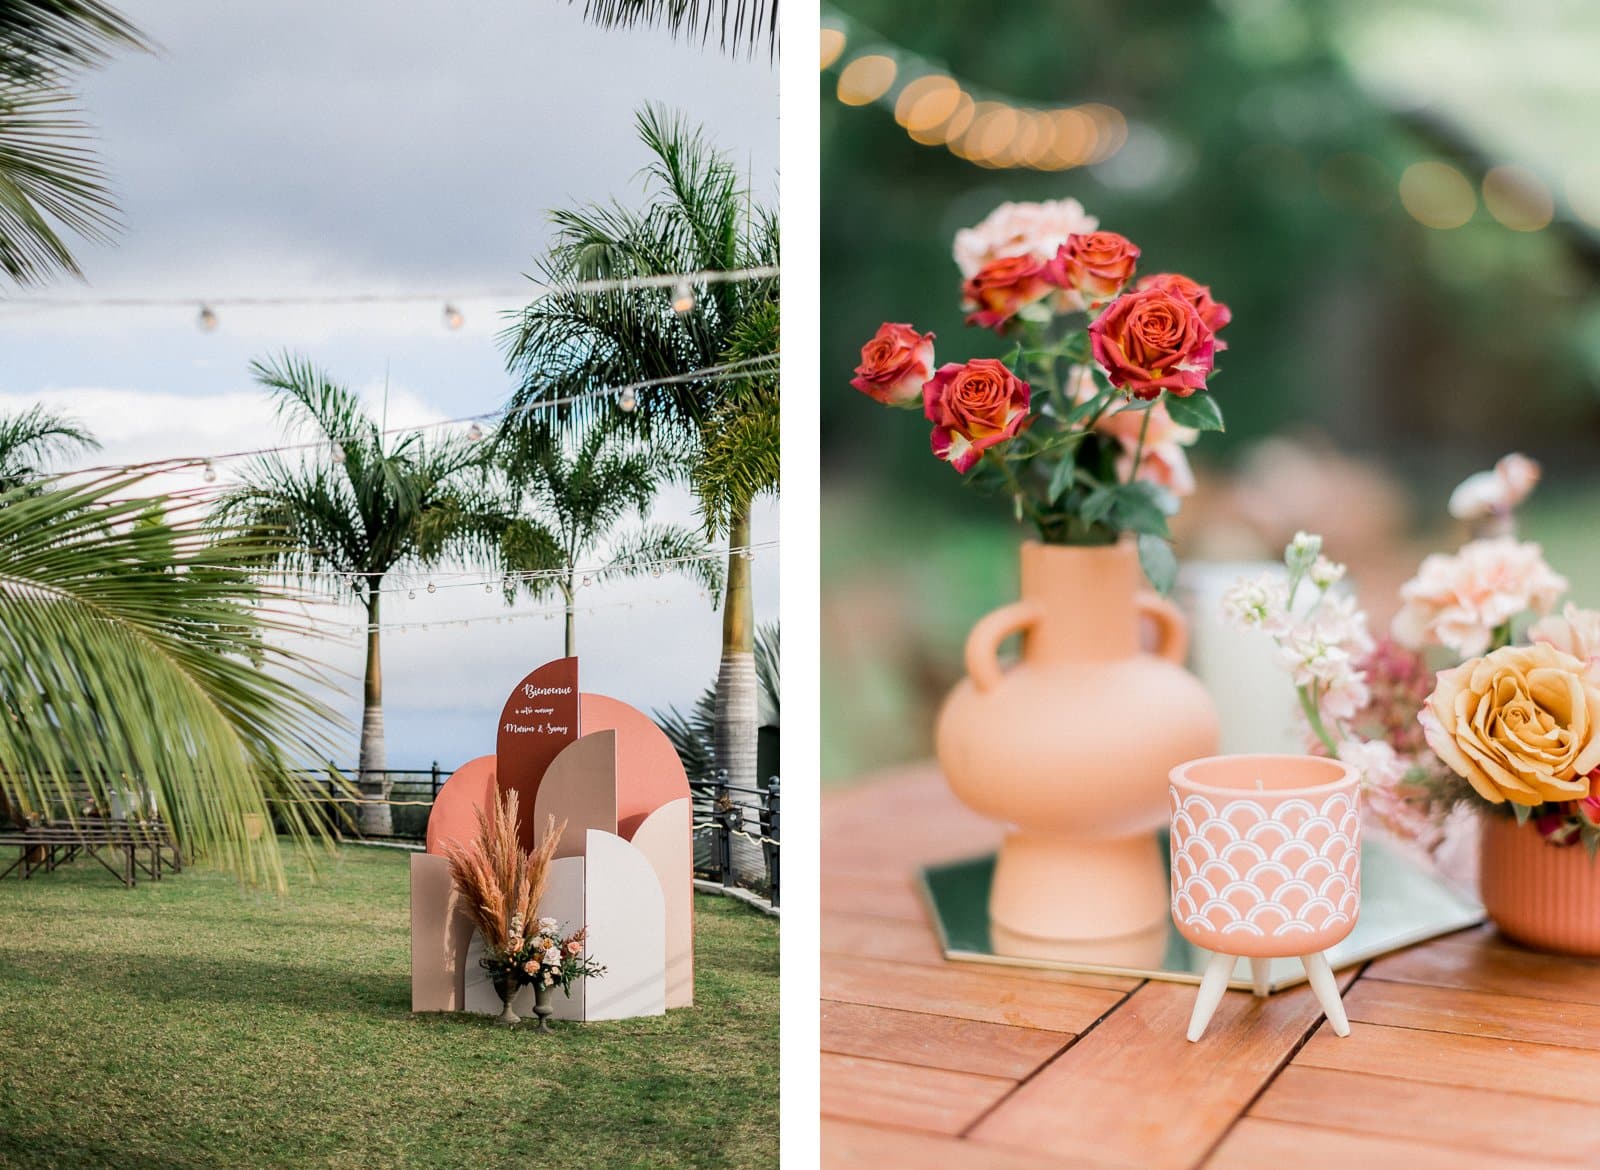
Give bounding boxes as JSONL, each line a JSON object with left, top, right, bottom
{"left": 1138, "top": 534, "right": 1178, "bottom": 596}
{"left": 1165, "top": 393, "right": 1225, "bottom": 432}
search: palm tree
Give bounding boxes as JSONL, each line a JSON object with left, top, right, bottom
{"left": 0, "top": 1, "right": 149, "bottom": 285}
{"left": 571, "top": 0, "right": 777, "bottom": 59}
{"left": 213, "top": 354, "right": 503, "bottom": 836}
{"left": 494, "top": 418, "right": 722, "bottom": 656}
{"left": 0, "top": 404, "right": 98, "bottom": 491}
{"left": 502, "top": 104, "right": 779, "bottom": 800}
{"left": 0, "top": 471, "right": 342, "bottom": 890}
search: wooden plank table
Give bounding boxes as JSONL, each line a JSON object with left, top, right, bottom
{"left": 822, "top": 764, "right": 1600, "bottom": 1170}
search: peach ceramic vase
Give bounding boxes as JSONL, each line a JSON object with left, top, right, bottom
{"left": 1480, "top": 815, "right": 1600, "bottom": 957}
{"left": 1169, "top": 754, "right": 1361, "bottom": 1042}
{"left": 936, "top": 539, "right": 1219, "bottom": 951}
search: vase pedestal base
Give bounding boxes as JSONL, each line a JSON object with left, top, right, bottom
{"left": 989, "top": 830, "right": 1169, "bottom": 945}
{"left": 1186, "top": 950, "right": 1350, "bottom": 1042}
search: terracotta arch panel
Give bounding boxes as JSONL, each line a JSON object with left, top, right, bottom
{"left": 423, "top": 754, "right": 496, "bottom": 857}
{"left": 579, "top": 692, "right": 691, "bottom": 840}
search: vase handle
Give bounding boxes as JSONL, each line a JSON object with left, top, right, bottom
{"left": 1137, "top": 591, "right": 1189, "bottom": 664}
{"left": 965, "top": 601, "right": 1044, "bottom": 694}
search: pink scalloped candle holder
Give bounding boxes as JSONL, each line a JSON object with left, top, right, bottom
{"left": 1168, "top": 754, "right": 1361, "bottom": 1042}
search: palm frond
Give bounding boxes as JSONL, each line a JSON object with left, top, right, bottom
{"left": 572, "top": 0, "right": 776, "bottom": 59}
{"left": 0, "top": 471, "right": 345, "bottom": 889}
{"left": 0, "top": 402, "right": 97, "bottom": 489}
{"left": 603, "top": 521, "right": 724, "bottom": 602}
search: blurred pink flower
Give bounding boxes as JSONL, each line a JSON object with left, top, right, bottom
{"left": 1391, "top": 538, "right": 1567, "bottom": 657}
{"left": 1065, "top": 365, "right": 1198, "bottom": 497}
{"left": 1529, "top": 603, "right": 1600, "bottom": 664}
{"left": 1448, "top": 453, "right": 1541, "bottom": 522}
{"left": 952, "top": 198, "right": 1098, "bottom": 279}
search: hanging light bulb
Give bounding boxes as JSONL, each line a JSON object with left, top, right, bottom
{"left": 618, "top": 386, "right": 638, "bottom": 413}
{"left": 202, "top": 461, "right": 217, "bottom": 483}
{"left": 426, "top": 582, "right": 436, "bottom": 594}
{"left": 408, "top": 589, "right": 416, "bottom": 600}
{"left": 651, "top": 565, "right": 663, "bottom": 578}
{"left": 196, "top": 304, "right": 219, "bottom": 332}
{"left": 581, "top": 574, "right": 592, "bottom": 588}
{"left": 443, "top": 303, "right": 465, "bottom": 330}
{"left": 671, "top": 280, "right": 695, "bottom": 314}
{"left": 467, "top": 421, "right": 483, "bottom": 441}
{"left": 331, "top": 443, "right": 346, "bottom": 464}
{"left": 485, "top": 582, "right": 493, "bottom": 594}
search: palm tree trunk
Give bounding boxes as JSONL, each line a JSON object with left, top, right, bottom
{"left": 714, "top": 505, "right": 758, "bottom": 875}
{"left": 563, "top": 575, "right": 576, "bottom": 658}
{"left": 357, "top": 585, "right": 392, "bottom": 836}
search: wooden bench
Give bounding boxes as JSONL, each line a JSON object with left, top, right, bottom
{"left": 0, "top": 816, "right": 182, "bottom": 888}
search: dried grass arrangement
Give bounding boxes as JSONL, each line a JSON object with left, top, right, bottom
{"left": 441, "top": 783, "right": 566, "bottom": 956}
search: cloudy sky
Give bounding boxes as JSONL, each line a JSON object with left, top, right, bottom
{"left": 0, "top": 1, "right": 779, "bottom": 770}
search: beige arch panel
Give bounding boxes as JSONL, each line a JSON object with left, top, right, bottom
{"left": 629, "top": 797, "right": 694, "bottom": 1008}
{"left": 534, "top": 731, "right": 619, "bottom": 858}
{"left": 583, "top": 828, "right": 667, "bottom": 1020}
{"left": 410, "top": 853, "right": 476, "bottom": 1012}
{"left": 460, "top": 855, "right": 586, "bottom": 1020}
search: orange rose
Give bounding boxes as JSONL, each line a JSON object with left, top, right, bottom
{"left": 1050, "top": 232, "right": 1140, "bottom": 308}
{"left": 1135, "top": 272, "right": 1231, "bottom": 347}
{"left": 851, "top": 322, "right": 935, "bottom": 407}
{"left": 1089, "top": 286, "right": 1216, "bottom": 401}
{"left": 923, "top": 359, "right": 1031, "bottom": 473}
{"left": 960, "top": 255, "right": 1054, "bottom": 331}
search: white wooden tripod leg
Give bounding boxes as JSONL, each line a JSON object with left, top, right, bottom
{"left": 1302, "top": 951, "right": 1349, "bottom": 1037}
{"left": 1249, "top": 957, "right": 1271, "bottom": 998}
{"left": 1187, "top": 951, "right": 1236, "bottom": 1042}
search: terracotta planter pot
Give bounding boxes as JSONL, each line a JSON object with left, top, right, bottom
{"left": 935, "top": 539, "right": 1219, "bottom": 944}
{"left": 1480, "top": 814, "right": 1600, "bottom": 957}
{"left": 1168, "top": 753, "right": 1361, "bottom": 1041}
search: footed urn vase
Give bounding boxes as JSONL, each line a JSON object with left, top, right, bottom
{"left": 936, "top": 539, "right": 1219, "bottom": 948}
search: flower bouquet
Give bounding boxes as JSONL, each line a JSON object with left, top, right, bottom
{"left": 849, "top": 197, "right": 1231, "bottom": 591}
{"left": 850, "top": 198, "right": 1232, "bottom": 946}
{"left": 479, "top": 914, "right": 607, "bottom": 1030}
{"left": 1228, "top": 454, "right": 1600, "bottom": 955}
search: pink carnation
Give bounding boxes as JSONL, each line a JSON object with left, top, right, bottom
{"left": 1391, "top": 538, "right": 1567, "bottom": 657}
{"left": 952, "top": 197, "right": 1098, "bottom": 279}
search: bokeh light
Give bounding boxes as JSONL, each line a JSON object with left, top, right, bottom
{"left": 1398, "top": 160, "right": 1476, "bottom": 229}
{"left": 894, "top": 75, "right": 960, "bottom": 132}
{"left": 1482, "top": 165, "right": 1553, "bottom": 232}
{"left": 820, "top": 27, "right": 846, "bottom": 70}
{"left": 836, "top": 55, "right": 896, "bottom": 106}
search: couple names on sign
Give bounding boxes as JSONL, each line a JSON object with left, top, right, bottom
{"left": 495, "top": 657, "right": 582, "bottom": 847}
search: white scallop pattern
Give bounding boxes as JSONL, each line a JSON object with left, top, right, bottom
{"left": 1169, "top": 786, "right": 1361, "bottom": 944}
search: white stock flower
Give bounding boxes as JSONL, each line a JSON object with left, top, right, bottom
{"left": 1309, "top": 555, "right": 1346, "bottom": 589}
{"left": 1448, "top": 453, "right": 1541, "bottom": 521}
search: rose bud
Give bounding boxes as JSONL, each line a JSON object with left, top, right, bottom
{"left": 850, "top": 322, "right": 936, "bottom": 407}
{"left": 1050, "top": 231, "right": 1141, "bottom": 309}
{"left": 960, "top": 255, "right": 1055, "bottom": 331}
{"left": 1089, "top": 285, "right": 1216, "bottom": 400}
{"left": 1135, "top": 272, "right": 1232, "bottom": 347}
{"left": 923, "top": 358, "right": 1032, "bottom": 473}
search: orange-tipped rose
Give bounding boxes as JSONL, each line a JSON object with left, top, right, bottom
{"left": 923, "top": 359, "right": 1031, "bottom": 473}
{"left": 1136, "top": 272, "right": 1231, "bottom": 347}
{"left": 961, "top": 255, "right": 1054, "bottom": 331}
{"left": 1089, "top": 285, "right": 1216, "bottom": 400}
{"left": 851, "top": 322, "right": 935, "bottom": 406}
{"left": 1050, "top": 231, "right": 1140, "bottom": 309}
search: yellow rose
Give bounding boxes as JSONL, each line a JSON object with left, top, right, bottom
{"left": 1421, "top": 642, "right": 1600, "bottom": 806}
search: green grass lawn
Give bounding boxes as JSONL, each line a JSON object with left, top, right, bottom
{"left": 0, "top": 844, "right": 778, "bottom": 1170}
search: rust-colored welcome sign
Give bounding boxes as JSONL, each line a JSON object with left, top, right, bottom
{"left": 494, "top": 656, "right": 580, "bottom": 847}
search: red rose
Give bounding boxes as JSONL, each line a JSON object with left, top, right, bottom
{"left": 851, "top": 322, "right": 935, "bottom": 407}
{"left": 1050, "top": 231, "right": 1140, "bottom": 308}
{"left": 1135, "top": 272, "right": 1231, "bottom": 347}
{"left": 960, "top": 255, "right": 1054, "bottom": 331}
{"left": 1089, "top": 286, "right": 1216, "bottom": 401}
{"left": 923, "top": 358, "right": 1031, "bottom": 473}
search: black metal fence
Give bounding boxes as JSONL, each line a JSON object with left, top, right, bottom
{"left": 284, "top": 764, "right": 781, "bottom": 908}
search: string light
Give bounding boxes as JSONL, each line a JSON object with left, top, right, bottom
{"left": 196, "top": 305, "right": 218, "bottom": 332}
{"left": 202, "top": 461, "right": 217, "bottom": 484}
{"left": 581, "top": 574, "right": 593, "bottom": 588}
{"left": 618, "top": 386, "right": 638, "bottom": 413}
{"left": 426, "top": 582, "right": 436, "bottom": 594}
{"left": 408, "top": 589, "right": 416, "bottom": 600}
{"left": 330, "top": 444, "right": 346, "bottom": 464}
{"left": 671, "top": 280, "right": 695, "bottom": 314}
{"left": 0, "top": 264, "right": 779, "bottom": 319}
{"left": 820, "top": 6, "right": 1125, "bottom": 172}
{"left": 442, "top": 303, "right": 464, "bottom": 330}
{"left": 466, "top": 422, "right": 483, "bottom": 441}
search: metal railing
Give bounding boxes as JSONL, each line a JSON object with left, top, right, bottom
{"left": 284, "top": 764, "right": 781, "bottom": 907}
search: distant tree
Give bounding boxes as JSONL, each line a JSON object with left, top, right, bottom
{"left": 213, "top": 354, "right": 503, "bottom": 836}
{"left": 0, "top": 404, "right": 97, "bottom": 491}
{"left": 0, "top": 0, "right": 149, "bottom": 286}
{"left": 492, "top": 418, "right": 722, "bottom": 656}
